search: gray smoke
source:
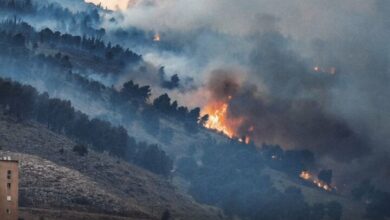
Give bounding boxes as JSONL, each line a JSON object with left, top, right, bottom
{"left": 208, "top": 68, "right": 370, "bottom": 162}
{"left": 95, "top": 0, "right": 390, "bottom": 189}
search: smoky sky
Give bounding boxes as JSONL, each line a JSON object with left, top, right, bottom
{"left": 89, "top": 0, "right": 390, "bottom": 188}
{"left": 208, "top": 69, "right": 371, "bottom": 162}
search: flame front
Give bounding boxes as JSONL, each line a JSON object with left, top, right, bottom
{"left": 300, "top": 171, "right": 312, "bottom": 180}
{"left": 299, "top": 171, "right": 333, "bottom": 192}
{"left": 202, "top": 102, "right": 235, "bottom": 138}
{"left": 202, "top": 100, "right": 253, "bottom": 143}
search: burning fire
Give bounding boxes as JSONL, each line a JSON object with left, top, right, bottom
{"left": 202, "top": 102, "right": 235, "bottom": 138}
{"left": 201, "top": 100, "right": 251, "bottom": 143}
{"left": 153, "top": 33, "right": 161, "bottom": 42}
{"left": 299, "top": 171, "right": 333, "bottom": 192}
{"left": 300, "top": 171, "right": 312, "bottom": 180}
{"left": 238, "top": 136, "right": 251, "bottom": 144}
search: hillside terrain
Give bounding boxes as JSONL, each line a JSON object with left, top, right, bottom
{"left": 0, "top": 1, "right": 387, "bottom": 220}
{"left": 262, "top": 168, "right": 366, "bottom": 220}
{"left": 0, "top": 72, "right": 368, "bottom": 220}
{"left": 0, "top": 113, "right": 224, "bottom": 220}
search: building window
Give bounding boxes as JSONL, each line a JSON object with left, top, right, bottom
{"left": 7, "top": 170, "right": 11, "bottom": 179}
{"left": 7, "top": 196, "right": 11, "bottom": 201}
{"left": 6, "top": 209, "right": 11, "bottom": 214}
{"left": 7, "top": 183, "right": 11, "bottom": 190}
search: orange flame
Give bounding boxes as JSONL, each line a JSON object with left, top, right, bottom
{"left": 299, "top": 171, "right": 333, "bottom": 192}
{"left": 201, "top": 99, "right": 254, "bottom": 143}
{"left": 299, "top": 171, "right": 312, "bottom": 180}
{"left": 202, "top": 102, "right": 235, "bottom": 138}
{"left": 245, "top": 136, "right": 251, "bottom": 144}
{"left": 238, "top": 136, "right": 250, "bottom": 144}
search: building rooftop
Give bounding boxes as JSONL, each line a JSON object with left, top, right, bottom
{"left": 0, "top": 156, "right": 18, "bottom": 162}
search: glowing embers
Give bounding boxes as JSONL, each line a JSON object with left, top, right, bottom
{"left": 299, "top": 171, "right": 334, "bottom": 192}
{"left": 300, "top": 171, "right": 312, "bottom": 180}
{"left": 238, "top": 136, "right": 251, "bottom": 144}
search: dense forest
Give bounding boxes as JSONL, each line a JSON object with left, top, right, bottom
{"left": 0, "top": 77, "right": 173, "bottom": 176}
{"left": 0, "top": 0, "right": 106, "bottom": 36}
{"left": 0, "top": 19, "right": 203, "bottom": 133}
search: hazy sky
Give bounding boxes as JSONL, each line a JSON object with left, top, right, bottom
{"left": 85, "top": 0, "right": 129, "bottom": 10}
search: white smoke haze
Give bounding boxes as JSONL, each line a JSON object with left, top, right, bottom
{"left": 100, "top": 0, "right": 374, "bottom": 38}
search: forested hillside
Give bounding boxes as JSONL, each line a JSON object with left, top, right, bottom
{"left": 0, "top": 1, "right": 389, "bottom": 220}
{"left": 0, "top": 114, "right": 223, "bottom": 220}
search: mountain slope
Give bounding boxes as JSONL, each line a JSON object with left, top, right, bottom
{"left": 0, "top": 113, "right": 224, "bottom": 220}
{"left": 263, "top": 168, "right": 366, "bottom": 220}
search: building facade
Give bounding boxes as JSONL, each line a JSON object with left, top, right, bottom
{"left": 0, "top": 157, "right": 19, "bottom": 220}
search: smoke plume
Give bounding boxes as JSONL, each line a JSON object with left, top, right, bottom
{"left": 90, "top": 0, "right": 389, "bottom": 189}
